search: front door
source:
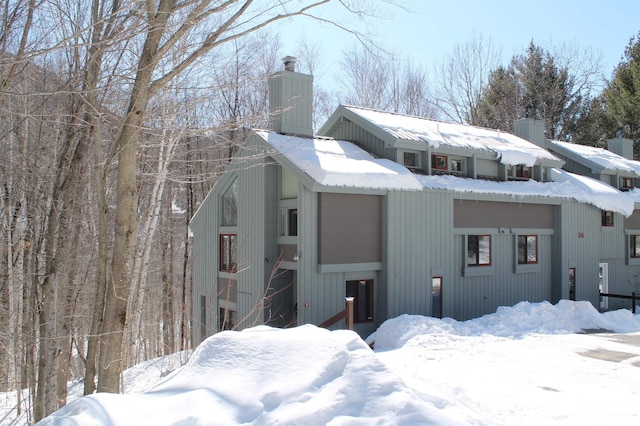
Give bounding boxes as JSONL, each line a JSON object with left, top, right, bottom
{"left": 599, "top": 263, "right": 609, "bottom": 310}
{"left": 432, "top": 277, "right": 442, "bottom": 319}
{"left": 569, "top": 267, "right": 576, "bottom": 301}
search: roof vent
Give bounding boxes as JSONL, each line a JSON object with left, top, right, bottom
{"left": 282, "top": 55, "right": 297, "bottom": 72}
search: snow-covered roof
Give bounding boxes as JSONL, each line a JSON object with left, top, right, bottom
{"left": 416, "top": 169, "right": 635, "bottom": 217}
{"left": 255, "top": 130, "right": 633, "bottom": 216}
{"left": 343, "top": 106, "right": 562, "bottom": 167}
{"left": 547, "top": 140, "right": 640, "bottom": 175}
{"left": 255, "top": 130, "right": 423, "bottom": 191}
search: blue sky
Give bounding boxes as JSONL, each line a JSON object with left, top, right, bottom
{"left": 276, "top": 0, "right": 640, "bottom": 91}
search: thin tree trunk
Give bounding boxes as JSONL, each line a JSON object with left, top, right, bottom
{"left": 162, "top": 186, "right": 175, "bottom": 354}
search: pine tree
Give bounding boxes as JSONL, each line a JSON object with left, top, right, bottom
{"left": 603, "top": 31, "right": 640, "bottom": 157}
{"left": 473, "top": 41, "right": 586, "bottom": 141}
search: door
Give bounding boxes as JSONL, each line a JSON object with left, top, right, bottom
{"left": 599, "top": 263, "right": 609, "bottom": 310}
{"left": 569, "top": 267, "right": 576, "bottom": 301}
{"left": 432, "top": 277, "right": 442, "bottom": 319}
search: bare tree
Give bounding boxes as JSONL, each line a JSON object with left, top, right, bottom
{"left": 434, "top": 31, "right": 501, "bottom": 124}
{"left": 340, "top": 46, "right": 436, "bottom": 117}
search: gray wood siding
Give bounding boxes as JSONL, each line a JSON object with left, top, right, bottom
{"left": 553, "top": 153, "right": 596, "bottom": 178}
{"left": 234, "top": 151, "right": 268, "bottom": 328}
{"left": 600, "top": 212, "right": 625, "bottom": 261}
{"left": 452, "top": 233, "right": 553, "bottom": 320}
{"left": 476, "top": 158, "right": 499, "bottom": 178}
{"left": 331, "top": 121, "right": 395, "bottom": 161}
{"left": 556, "top": 201, "right": 601, "bottom": 306}
{"left": 318, "top": 193, "right": 381, "bottom": 264}
{"left": 296, "top": 187, "right": 380, "bottom": 337}
{"left": 385, "top": 190, "right": 455, "bottom": 319}
{"left": 190, "top": 171, "right": 231, "bottom": 345}
{"left": 268, "top": 71, "right": 313, "bottom": 136}
{"left": 454, "top": 200, "right": 554, "bottom": 229}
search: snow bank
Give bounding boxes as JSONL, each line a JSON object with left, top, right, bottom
{"left": 38, "top": 325, "right": 460, "bottom": 425}
{"left": 367, "top": 300, "right": 640, "bottom": 350}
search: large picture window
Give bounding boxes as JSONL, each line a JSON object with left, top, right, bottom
{"left": 346, "top": 279, "right": 373, "bottom": 323}
{"left": 222, "top": 179, "right": 238, "bottom": 226}
{"left": 220, "top": 234, "right": 237, "bottom": 272}
{"left": 467, "top": 235, "right": 491, "bottom": 266}
{"left": 517, "top": 235, "right": 538, "bottom": 264}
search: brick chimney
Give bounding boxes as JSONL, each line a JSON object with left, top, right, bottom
{"left": 268, "top": 56, "right": 313, "bottom": 137}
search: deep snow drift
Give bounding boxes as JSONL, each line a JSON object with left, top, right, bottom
{"left": 7, "top": 300, "right": 640, "bottom": 425}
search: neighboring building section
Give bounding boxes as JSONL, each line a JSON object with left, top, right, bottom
{"left": 514, "top": 118, "right": 640, "bottom": 311}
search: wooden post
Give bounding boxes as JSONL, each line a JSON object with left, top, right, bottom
{"left": 345, "top": 297, "right": 354, "bottom": 330}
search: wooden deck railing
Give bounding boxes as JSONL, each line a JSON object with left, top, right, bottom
{"left": 319, "top": 297, "right": 354, "bottom": 330}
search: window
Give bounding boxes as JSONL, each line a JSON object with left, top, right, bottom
{"left": 451, "top": 158, "right": 464, "bottom": 172}
{"left": 630, "top": 235, "right": 640, "bottom": 258}
{"left": 467, "top": 235, "right": 491, "bottom": 266}
{"left": 346, "top": 279, "right": 373, "bottom": 323}
{"left": 517, "top": 235, "right": 538, "bottom": 264}
{"left": 511, "top": 165, "right": 532, "bottom": 179}
{"left": 620, "top": 177, "right": 634, "bottom": 191}
{"left": 601, "top": 210, "right": 614, "bottom": 227}
{"left": 222, "top": 179, "right": 238, "bottom": 226}
{"left": 403, "top": 151, "right": 419, "bottom": 168}
{"left": 288, "top": 208, "right": 298, "bottom": 236}
{"left": 220, "top": 234, "right": 237, "bottom": 272}
{"left": 219, "top": 307, "right": 236, "bottom": 331}
{"left": 431, "top": 154, "right": 448, "bottom": 170}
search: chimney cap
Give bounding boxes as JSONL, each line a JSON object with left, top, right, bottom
{"left": 282, "top": 56, "right": 297, "bottom": 72}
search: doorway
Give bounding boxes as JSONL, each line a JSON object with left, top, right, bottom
{"left": 569, "top": 267, "right": 576, "bottom": 301}
{"left": 599, "top": 263, "right": 609, "bottom": 310}
{"left": 432, "top": 277, "right": 442, "bottom": 319}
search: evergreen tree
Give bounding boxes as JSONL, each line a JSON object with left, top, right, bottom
{"left": 603, "top": 31, "right": 640, "bottom": 157}
{"left": 473, "top": 41, "right": 587, "bottom": 141}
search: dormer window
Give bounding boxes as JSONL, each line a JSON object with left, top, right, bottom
{"left": 431, "top": 154, "right": 448, "bottom": 171}
{"left": 403, "top": 151, "right": 419, "bottom": 169}
{"left": 509, "top": 164, "right": 533, "bottom": 179}
{"left": 620, "top": 177, "right": 634, "bottom": 191}
{"left": 451, "top": 158, "right": 465, "bottom": 173}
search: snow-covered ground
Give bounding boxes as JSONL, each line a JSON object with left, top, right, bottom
{"left": 3, "top": 300, "right": 640, "bottom": 425}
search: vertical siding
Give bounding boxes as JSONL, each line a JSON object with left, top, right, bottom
{"left": 268, "top": 71, "right": 313, "bottom": 136}
{"left": 476, "top": 158, "right": 498, "bottom": 178}
{"left": 296, "top": 186, "right": 381, "bottom": 337}
{"left": 385, "top": 190, "right": 455, "bottom": 319}
{"left": 557, "top": 201, "right": 601, "bottom": 306}
{"left": 235, "top": 148, "right": 269, "bottom": 328}
{"left": 450, "top": 233, "right": 553, "bottom": 320}
{"left": 332, "top": 122, "right": 395, "bottom": 161}
{"left": 190, "top": 172, "right": 229, "bottom": 345}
